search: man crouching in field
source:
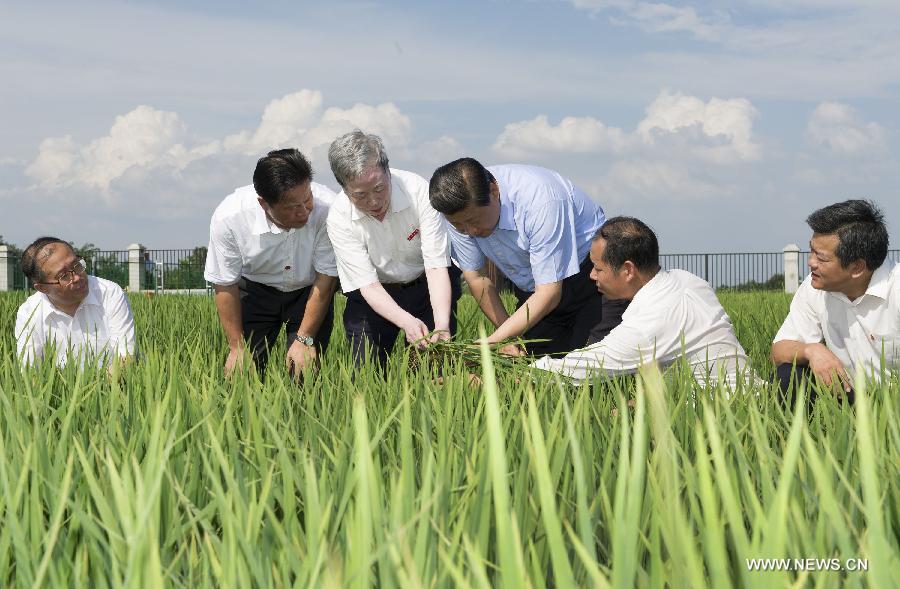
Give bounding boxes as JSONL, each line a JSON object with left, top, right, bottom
{"left": 532, "top": 217, "right": 750, "bottom": 387}
{"left": 204, "top": 149, "right": 339, "bottom": 378}
{"left": 771, "top": 199, "right": 898, "bottom": 407}
{"left": 15, "top": 237, "right": 136, "bottom": 368}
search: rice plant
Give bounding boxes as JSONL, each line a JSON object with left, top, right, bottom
{"left": 0, "top": 289, "right": 897, "bottom": 587}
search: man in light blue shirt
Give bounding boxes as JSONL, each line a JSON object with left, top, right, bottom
{"left": 429, "top": 157, "right": 628, "bottom": 356}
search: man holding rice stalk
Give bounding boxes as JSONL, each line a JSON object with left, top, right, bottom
{"left": 204, "top": 148, "right": 339, "bottom": 377}
{"left": 771, "top": 199, "right": 898, "bottom": 407}
{"left": 531, "top": 217, "right": 751, "bottom": 386}
{"left": 15, "top": 236, "right": 136, "bottom": 368}
{"left": 326, "top": 131, "right": 461, "bottom": 367}
{"left": 429, "top": 158, "right": 628, "bottom": 357}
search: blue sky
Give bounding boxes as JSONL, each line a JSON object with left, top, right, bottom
{"left": 1, "top": 0, "right": 898, "bottom": 252}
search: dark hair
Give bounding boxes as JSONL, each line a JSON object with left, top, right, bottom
{"left": 595, "top": 216, "right": 660, "bottom": 273}
{"left": 21, "top": 236, "right": 73, "bottom": 282}
{"left": 252, "top": 148, "right": 314, "bottom": 206}
{"left": 806, "top": 199, "right": 888, "bottom": 270}
{"left": 429, "top": 157, "right": 495, "bottom": 214}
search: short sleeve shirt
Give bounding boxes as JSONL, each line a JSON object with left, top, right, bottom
{"left": 327, "top": 168, "right": 451, "bottom": 293}
{"left": 203, "top": 183, "right": 338, "bottom": 291}
{"left": 15, "top": 275, "right": 137, "bottom": 368}
{"left": 448, "top": 164, "right": 605, "bottom": 292}
{"left": 774, "top": 261, "right": 900, "bottom": 377}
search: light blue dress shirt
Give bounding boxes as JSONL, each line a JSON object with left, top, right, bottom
{"left": 448, "top": 164, "right": 605, "bottom": 292}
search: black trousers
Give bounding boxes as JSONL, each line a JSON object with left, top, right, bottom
{"left": 775, "top": 363, "right": 855, "bottom": 411}
{"left": 239, "top": 278, "right": 334, "bottom": 372}
{"left": 343, "top": 266, "right": 462, "bottom": 367}
{"left": 513, "top": 255, "right": 629, "bottom": 357}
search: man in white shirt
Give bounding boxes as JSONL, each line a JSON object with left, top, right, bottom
{"left": 771, "top": 199, "right": 897, "bottom": 407}
{"left": 326, "top": 131, "right": 460, "bottom": 366}
{"left": 15, "top": 236, "right": 136, "bottom": 368}
{"left": 532, "top": 217, "right": 750, "bottom": 387}
{"left": 204, "top": 148, "right": 339, "bottom": 376}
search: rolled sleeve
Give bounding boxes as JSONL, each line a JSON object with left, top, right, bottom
{"left": 447, "top": 225, "right": 486, "bottom": 272}
{"left": 525, "top": 196, "right": 581, "bottom": 286}
{"left": 773, "top": 280, "right": 823, "bottom": 344}
{"left": 327, "top": 213, "right": 378, "bottom": 293}
{"left": 204, "top": 216, "right": 243, "bottom": 286}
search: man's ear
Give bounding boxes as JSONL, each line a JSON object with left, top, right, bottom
{"left": 621, "top": 260, "right": 637, "bottom": 281}
{"left": 257, "top": 196, "right": 268, "bottom": 211}
{"left": 33, "top": 282, "right": 48, "bottom": 294}
{"left": 849, "top": 259, "right": 868, "bottom": 278}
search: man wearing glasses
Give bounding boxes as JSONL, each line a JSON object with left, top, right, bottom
{"left": 15, "top": 237, "right": 136, "bottom": 367}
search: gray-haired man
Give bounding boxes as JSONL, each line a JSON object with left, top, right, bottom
{"left": 326, "top": 130, "right": 461, "bottom": 366}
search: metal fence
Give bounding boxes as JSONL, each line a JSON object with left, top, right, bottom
{"left": 4, "top": 247, "right": 900, "bottom": 293}
{"left": 659, "top": 252, "right": 785, "bottom": 290}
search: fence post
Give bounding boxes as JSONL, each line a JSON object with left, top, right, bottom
{"left": 783, "top": 243, "right": 800, "bottom": 294}
{"left": 128, "top": 243, "right": 146, "bottom": 292}
{"left": 0, "top": 245, "right": 12, "bottom": 291}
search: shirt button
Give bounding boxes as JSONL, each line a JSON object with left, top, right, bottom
{"left": 284, "top": 266, "right": 291, "bottom": 270}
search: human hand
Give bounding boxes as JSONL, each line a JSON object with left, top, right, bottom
{"left": 806, "top": 343, "right": 851, "bottom": 393}
{"left": 498, "top": 343, "right": 525, "bottom": 357}
{"left": 429, "top": 328, "right": 451, "bottom": 343}
{"left": 224, "top": 346, "right": 245, "bottom": 378}
{"left": 286, "top": 340, "right": 318, "bottom": 377}
{"left": 402, "top": 317, "right": 431, "bottom": 347}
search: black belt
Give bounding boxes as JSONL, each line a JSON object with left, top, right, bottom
{"left": 382, "top": 273, "right": 425, "bottom": 291}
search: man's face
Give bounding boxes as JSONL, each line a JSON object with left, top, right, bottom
{"left": 443, "top": 181, "right": 501, "bottom": 238}
{"left": 808, "top": 232, "right": 857, "bottom": 292}
{"left": 36, "top": 244, "right": 89, "bottom": 307}
{"left": 344, "top": 165, "right": 391, "bottom": 220}
{"left": 259, "top": 181, "right": 314, "bottom": 230}
{"left": 589, "top": 238, "right": 630, "bottom": 299}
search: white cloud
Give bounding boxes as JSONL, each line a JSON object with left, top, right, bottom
{"left": 493, "top": 90, "right": 760, "bottom": 164}
{"left": 25, "top": 106, "right": 197, "bottom": 196}
{"left": 493, "top": 115, "right": 630, "bottom": 158}
{"left": 806, "top": 101, "right": 886, "bottom": 155}
{"left": 24, "top": 90, "right": 419, "bottom": 203}
{"left": 638, "top": 91, "right": 760, "bottom": 163}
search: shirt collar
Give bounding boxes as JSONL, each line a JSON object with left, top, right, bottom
{"left": 41, "top": 276, "right": 101, "bottom": 322}
{"left": 862, "top": 260, "right": 894, "bottom": 301}
{"left": 825, "top": 260, "right": 894, "bottom": 305}
{"left": 349, "top": 171, "right": 411, "bottom": 222}
{"left": 496, "top": 178, "right": 516, "bottom": 231}
{"left": 251, "top": 203, "right": 289, "bottom": 236}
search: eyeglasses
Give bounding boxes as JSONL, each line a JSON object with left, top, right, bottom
{"left": 35, "top": 258, "right": 87, "bottom": 286}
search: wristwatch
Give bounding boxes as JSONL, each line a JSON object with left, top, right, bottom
{"left": 293, "top": 333, "right": 315, "bottom": 346}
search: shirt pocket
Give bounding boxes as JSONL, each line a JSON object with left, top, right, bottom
{"left": 395, "top": 224, "right": 423, "bottom": 262}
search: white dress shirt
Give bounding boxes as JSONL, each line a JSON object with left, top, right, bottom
{"left": 15, "top": 275, "right": 136, "bottom": 368}
{"left": 204, "top": 184, "right": 338, "bottom": 291}
{"left": 327, "top": 168, "right": 451, "bottom": 293}
{"left": 533, "top": 270, "right": 750, "bottom": 387}
{"left": 774, "top": 260, "right": 900, "bottom": 378}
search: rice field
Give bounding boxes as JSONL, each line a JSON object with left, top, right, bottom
{"left": 0, "top": 289, "right": 897, "bottom": 587}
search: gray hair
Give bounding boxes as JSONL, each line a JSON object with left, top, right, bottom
{"left": 328, "top": 130, "right": 390, "bottom": 187}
